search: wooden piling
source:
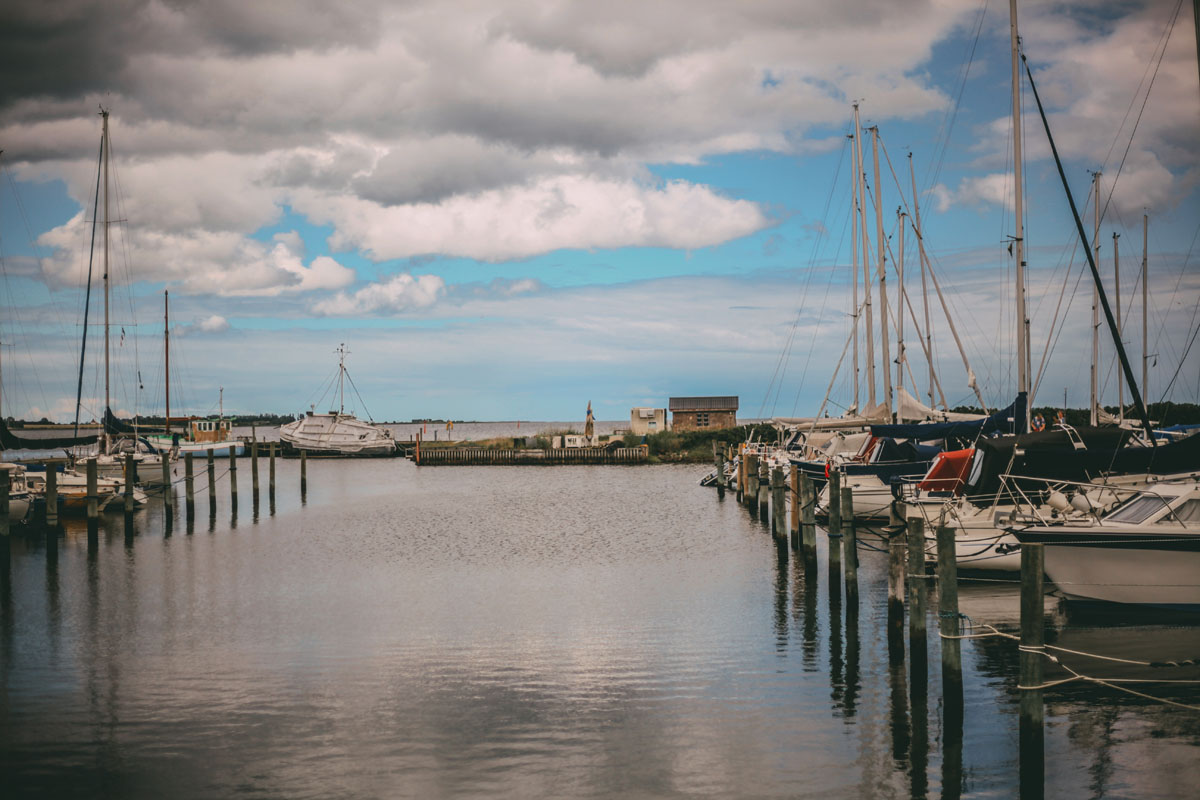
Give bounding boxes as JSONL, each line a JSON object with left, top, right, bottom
{"left": 269, "top": 442, "right": 276, "bottom": 495}
{"left": 771, "top": 467, "right": 786, "bottom": 540}
{"left": 184, "top": 453, "right": 195, "bottom": 515}
{"left": 756, "top": 460, "right": 769, "bottom": 522}
{"left": 887, "top": 538, "right": 906, "bottom": 660}
{"left": 45, "top": 467, "right": 59, "bottom": 528}
{"left": 1019, "top": 543, "right": 1045, "bottom": 796}
{"left": 907, "top": 518, "right": 927, "bottom": 646}
{"left": 714, "top": 443, "right": 725, "bottom": 498}
{"left": 229, "top": 447, "right": 238, "bottom": 505}
{"left": 827, "top": 469, "right": 842, "bottom": 534}
{"left": 207, "top": 450, "right": 216, "bottom": 505}
{"left": 935, "top": 525, "right": 962, "bottom": 676}
{"left": 124, "top": 454, "right": 135, "bottom": 514}
{"left": 841, "top": 485, "right": 857, "bottom": 594}
{"left": 799, "top": 473, "right": 816, "bottom": 558}
{"left": 737, "top": 445, "right": 745, "bottom": 501}
{"left": 789, "top": 465, "right": 800, "bottom": 550}
{"left": 300, "top": 449, "right": 308, "bottom": 494}
{"left": 161, "top": 452, "right": 173, "bottom": 513}
{"left": 744, "top": 454, "right": 758, "bottom": 511}
{"left": 86, "top": 458, "right": 99, "bottom": 521}
{"left": 251, "top": 441, "right": 260, "bottom": 496}
{"left": 0, "top": 468, "right": 9, "bottom": 539}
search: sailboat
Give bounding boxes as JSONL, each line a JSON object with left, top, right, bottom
{"left": 279, "top": 344, "right": 397, "bottom": 457}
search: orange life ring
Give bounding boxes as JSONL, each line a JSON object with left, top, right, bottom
{"left": 1030, "top": 414, "right": 1046, "bottom": 432}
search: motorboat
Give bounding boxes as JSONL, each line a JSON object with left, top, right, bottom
{"left": 2, "top": 462, "right": 33, "bottom": 522}
{"left": 23, "top": 465, "right": 143, "bottom": 513}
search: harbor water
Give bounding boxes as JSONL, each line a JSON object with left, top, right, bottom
{"left": 2, "top": 460, "right": 1199, "bottom": 798}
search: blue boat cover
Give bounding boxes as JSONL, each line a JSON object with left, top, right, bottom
{"left": 868, "top": 393, "right": 1026, "bottom": 441}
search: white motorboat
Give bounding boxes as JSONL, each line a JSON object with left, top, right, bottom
{"left": 23, "top": 466, "right": 143, "bottom": 512}
{"left": 1010, "top": 474, "right": 1200, "bottom": 610}
{"left": 2, "top": 462, "right": 33, "bottom": 522}
{"left": 280, "top": 345, "right": 397, "bottom": 457}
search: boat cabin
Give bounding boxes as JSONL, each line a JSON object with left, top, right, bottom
{"left": 191, "top": 419, "right": 232, "bottom": 443}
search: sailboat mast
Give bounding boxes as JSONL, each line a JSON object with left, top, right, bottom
{"left": 1010, "top": 0, "right": 1030, "bottom": 425}
{"left": 1091, "top": 171, "right": 1101, "bottom": 426}
{"left": 850, "top": 105, "right": 861, "bottom": 412}
{"left": 339, "top": 344, "right": 346, "bottom": 414}
{"left": 1142, "top": 213, "right": 1149, "bottom": 404}
{"left": 909, "top": 155, "right": 936, "bottom": 408}
{"left": 896, "top": 207, "right": 906, "bottom": 402}
{"left": 857, "top": 115, "right": 875, "bottom": 411}
{"left": 1114, "top": 232, "right": 1123, "bottom": 422}
{"left": 164, "top": 290, "right": 170, "bottom": 434}
{"left": 102, "top": 109, "right": 111, "bottom": 451}
{"left": 871, "top": 126, "right": 893, "bottom": 421}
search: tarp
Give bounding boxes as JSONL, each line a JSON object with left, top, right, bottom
{"left": 918, "top": 448, "right": 976, "bottom": 494}
{"left": 0, "top": 417, "right": 98, "bottom": 450}
{"left": 869, "top": 393, "right": 1026, "bottom": 442}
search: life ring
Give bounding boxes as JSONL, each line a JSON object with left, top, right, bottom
{"left": 824, "top": 460, "right": 832, "bottom": 479}
{"left": 1030, "top": 414, "right": 1046, "bottom": 432}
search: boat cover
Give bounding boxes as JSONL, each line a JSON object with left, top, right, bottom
{"left": 868, "top": 393, "right": 1026, "bottom": 442}
{"left": 0, "top": 418, "right": 98, "bottom": 450}
{"left": 917, "top": 448, "right": 977, "bottom": 494}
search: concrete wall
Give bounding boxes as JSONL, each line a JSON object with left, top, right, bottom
{"left": 630, "top": 407, "right": 667, "bottom": 436}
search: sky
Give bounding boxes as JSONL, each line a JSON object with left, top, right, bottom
{"left": 1, "top": 0, "right": 1198, "bottom": 424}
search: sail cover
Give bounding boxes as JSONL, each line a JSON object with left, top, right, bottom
{"left": 0, "top": 418, "right": 98, "bottom": 450}
{"left": 869, "top": 393, "right": 1026, "bottom": 442}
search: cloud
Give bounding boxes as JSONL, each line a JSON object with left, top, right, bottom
{"left": 312, "top": 272, "right": 446, "bottom": 316}
{"left": 178, "top": 314, "right": 231, "bottom": 335}
{"left": 932, "top": 173, "right": 1014, "bottom": 212}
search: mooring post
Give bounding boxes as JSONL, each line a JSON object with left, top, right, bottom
{"left": 841, "top": 485, "right": 857, "bottom": 596}
{"left": 907, "top": 517, "right": 927, "bottom": 649}
{"left": 800, "top": 473, "right": 816, "bottom": 559}
{"left": 936, "top": 524, "right": 962, "bottom": 678}
{"left": 789, "top": 465, "right": 800, "bottom": 550}
{"left": 771, "top": 467, "right": 786, "bottom": 540}
{"left": 229, "top": 446, "right": 239, "bottom": 506}
{"left": 269, "top": 442, "right": 276, "bottom": 496}
{"left": 161, "top": 451, "right": 173, "bottom": 514}
{"left": 206, "top": 449, "right": 216, "bottom": 507}
{"left": 300, "top": 449, "right": 308, "bottom": 496}
{"left": 726, "top": 446, "right": 736, "bottom": 492}
{"left": 888, "top": 537, "right": 907, "bottom": 662}
{"left": 124, "top": 454, "right": 135, "bottom": 515}
{"left": 251, "top": 440, "right": 260, "bottom": 498}
{"left": 827, "top": 469, "right": 842, "bottom": 535}
{"left": 184, "top": 453, "right": 195, "bottom": 516}
{"left": 736, "top": 445, "right": 745, "bottom": 501}
{"left": 45, "top": 466, "right": 59, "bottom": 528}
{"left": 744, "top": 454, "right": 758, "bottom": 511}
{"left": 757, "top": 460, "right": 770, "bottom": 522}
{"left": 0, "top": 467, "right": 9, "bottom": 540}
{"left": 714, "top": 443, "right": 726, "bottom": 499}
{"left": 1019, "top": 543, "right": 1045, "bottom": 797}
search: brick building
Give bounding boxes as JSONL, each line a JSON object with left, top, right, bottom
{"left": 668, "top": 396, "right": 738, "bottom": 431}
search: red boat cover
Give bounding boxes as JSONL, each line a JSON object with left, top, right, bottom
{"left": 918, "top": 448, "right": 975, "bottom": 494}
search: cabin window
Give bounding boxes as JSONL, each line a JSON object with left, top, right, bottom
{"left": 1162, "top": 498, "right": 1200, "bottom": 524}
{"left": 1106, "top": 494, "right": 1170, "bottom": 524}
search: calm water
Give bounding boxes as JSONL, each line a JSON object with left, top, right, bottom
{"left": 2, "top": 460, "right": 1198, "bottom": 798}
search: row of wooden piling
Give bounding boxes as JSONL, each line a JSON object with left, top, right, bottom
{"left": 414, "top": 446, "right": 648, "bottom": 465}
{"left": 713, "top": 440, "right": 1048, "bottom": 794}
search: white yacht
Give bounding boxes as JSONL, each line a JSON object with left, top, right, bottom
{"left": 279, "top": 345, "right": 397, "bottom": 457}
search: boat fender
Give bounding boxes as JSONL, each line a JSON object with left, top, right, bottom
{"left": 1047, "top": 490, "right": 1071, "bottom": 513}
{"left": 1069, "top": 492, "right": 1095, "bottom": 513}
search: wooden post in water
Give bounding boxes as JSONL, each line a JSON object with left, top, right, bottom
{"left": 936, "top": 525, "right": 962, "bottom": 677}
{"left": 300, "top": 449, "right": 308, "bottom": 495}
{"left": 799, "top": 473, "right": 816, "bottom": 559}
{"left": 251, "top": 441, "right": 260, "bottom": 498}
{"left": 45, "top": 467, "right": 59, "bottom": 528}
{"left": 714, "top": 443, "right": 726, "bottom": 499}
{"left": 744, "top": 454, "right": 758, "bottom": 511}
{"left": 771, "top": 467, "right": 786, "bottom": 540}
{"left": 887, "top": 537, "right": 906, "bottom": 662}
{"left": 161, "top": 452, "right": 173, "bottom": 513}
{"left": 207, "top": 450, "right": 216, "bottom": 507}
{"left": 827, "top": 470, "right": 841, "bottom": 535}
{"left": 184, "top": 453, "right": 195, "bottom": 516}
{"left": 907, "top": 518, "right": 927, "bottom": 649}
{"left": 1019, "top": 543, "right": 1045, "bottom": 797}
{"left": 789, "top": 465, "right": 800, "bottom": 550}
{"left": 0, "top": 468, "right": 9, "bottom": 540}
{"left": 86, "top": 458, "right": 99, "bottom": 522}
{"left": 124, "top": 454, "right": 135, "bottom": 515}
{"left": 755, "top": 459, "right": 767, "bottom": 521}
{"left": 736, "top": 445, "right": 745, "bottom": 501}
{"left": 229, "top": 446, "right": 238, "bottom": 506}
{"left": 841, "top": 485, "right": 857, "bottom": 595}
{"left": 269, "top": 442, "right": 276, "bottom": 496}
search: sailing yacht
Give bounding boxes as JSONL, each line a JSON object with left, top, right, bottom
{"left": 279, "top": 345, "right": 397, "bottom": 457}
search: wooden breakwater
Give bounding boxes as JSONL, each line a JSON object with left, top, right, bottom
{"left": 411, "top": 446, "right": 648, "bottom": 465}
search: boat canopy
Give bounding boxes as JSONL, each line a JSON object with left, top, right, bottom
{"left": 869, "top": 393, "right": 1025, "bottom": 442}
{"left": 0, "top": 417, "right": 98, "bottom": 450}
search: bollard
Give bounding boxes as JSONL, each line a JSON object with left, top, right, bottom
{"left": 800, "top": 473, "right": 817, "bottom": 558}
{"left": 888, "top": 538, "right": 907, "bottom": 662}
{"left": 185, "top": 453, "right": 195, "bottom": 515}
{"left": 789, "top": 465, "right": 800, "bottom": 550}
{"left": 251, "top": 441, "right": 260, "bottom": 497}
{"left": 124, "top": 454, "right": 135, "bottom": 515}
{"left": 229, "top": 447, "right": 239, "bottom": 506}
{"left": 771, "top": 467, "right": 786, "bottom": 540}
{"left": 907, "top": 518, "right": 927, "bottom": 647}
{"left": 828, "top": 470, "right": 842, "bottom": 535}
{"left": 841, "top": 485, "right": 857, "bottom": 594}
{"left": 269, "top": 442, "right": 276, "bottom": 495}
{"left": 1019, "top": 543, "right": 1045, "bottom": 797}
{"left": 161, "top": 452, "right": 173, "bottom": 513}
{"left": 45, "top": 467, "right": 59, "bottom": 528}
{"left": 207, "top": 449, "right": 216, "bottom": 506}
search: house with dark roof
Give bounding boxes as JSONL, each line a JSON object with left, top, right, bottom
{"left": 668, "top": 396, "right": 738, "bottom": 431}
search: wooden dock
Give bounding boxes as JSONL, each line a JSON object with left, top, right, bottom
{"left": 411, "top": 446, "right": 647, "bottom": 465}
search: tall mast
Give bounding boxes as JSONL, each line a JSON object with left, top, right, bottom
{"left": 910, "top": 154, "right": 936, "bottom": 408}
{"left": 1142, "top": 213, "right": 1149, "bottom": 406}
{"left": 1114, "top": 232, "right": 1123, "bottom": 422}
{"left": 871, "top": 126, "right": 893, "bottom": 421}
{"left": 1091, "top": 171, "right": 1101, "bottom": 426}
{"left": 164, "top": 290, "right": 170, "bottom": 434}
{"left": 857, "top": 115, "right": 875, "bottom": 411}
{"left": 1010, "top": 0, "right": 1029, "bottom": 421}
{"left": 102, "top": 108, "right": 111, "bottom": 452}
{"left": 850, "top": 105, "right": 861, "bottom": 412}
{"left": 897, "top": 207, "right": 907, "bottom": 403}
{"left": 339, "top": 343, "right": 346, "bottom": 414}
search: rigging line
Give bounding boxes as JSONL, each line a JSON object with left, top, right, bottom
{"left": 74, "top": 133, "right": 105, "bottom": 436}
{"left": 1152, "top": 217, "right": 1200, "bottom": 384}
{"left": 790, "top": 205, "right": 851, "bottom": 418}
{"left": 1159, "top": 301, "right": 1200, "bottom": 401}
{"left": 343, "top": 368, "right": 376, "bottom": 423}
{"left": 1097, "top": 0, "right": 1184, "bottom": 228}
{"left": 1031, "top": 238, "right": 1085, "bottom": 403}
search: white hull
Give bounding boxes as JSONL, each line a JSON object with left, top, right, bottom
{"left": 1044, "top": 543, "right": 1200, "bottom": 608}
{"left": 909, "top": 498, "right": 1023, "bottom": 572}
{"left": 280, "top": 413, "right": 396, "bottom": 456}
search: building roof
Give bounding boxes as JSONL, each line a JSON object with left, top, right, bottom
{"left": 668, "top": 396, "right": 738, "bottom": 412}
